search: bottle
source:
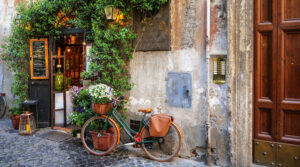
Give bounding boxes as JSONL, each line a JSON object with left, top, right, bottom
{"left": 55, "top": 64, "right": 64, "bottom": 91}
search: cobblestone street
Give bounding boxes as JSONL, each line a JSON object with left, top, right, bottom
{"left": 0, "top": 119, "right": 206, "bottom": 167}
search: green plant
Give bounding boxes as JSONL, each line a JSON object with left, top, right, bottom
{"left": 1, "top": 0, "right": 168, "bottom": 106}
{"left": 8, "top": 107, "right": 23, "bottom": 115}
{"left": 81, "top": 71, "right": 93, "bottom": 80}
{"left": 89, "top": 84, "right": 113, "bottom": 104}
{"left": 89, "top": 119, "right": 106, "bottom": 132}
{"left": 69, "top": 86, "right": 93, "bottom": 127}
{"left": 72, "top": 88, "right": 92, "bottom": 109}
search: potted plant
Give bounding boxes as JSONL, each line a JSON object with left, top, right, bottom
{"left": 88, "top": 84, "right": 113, "bottom": 115}
{"left": 88, "top": 119, "right": 115, "bottom": 151}
{"left": 69, "top": 87, "right": 93, "bottom": 138}
{"left": 8, "top": 107, "right": 23, "bottom": 129}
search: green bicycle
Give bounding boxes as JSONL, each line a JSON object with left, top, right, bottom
{"left": 81, "top": 97, "right": 183, "bottom": 162}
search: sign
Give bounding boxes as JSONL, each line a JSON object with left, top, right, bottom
{"left": 30, "top": 38, "right": 49, "bottom": 79}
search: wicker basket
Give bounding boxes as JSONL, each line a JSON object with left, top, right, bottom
{"left": 92, "top": 103, "right": 113, "bottom": 115}
{"left": 90, "top": 131, "right": 112, "bottom": 150}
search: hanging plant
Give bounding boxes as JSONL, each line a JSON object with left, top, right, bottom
{"left": 1, "top": 0, "right": 168, "bottom": 105}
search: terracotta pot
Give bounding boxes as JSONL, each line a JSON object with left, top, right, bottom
{"left": 10, "top": 114, "right": 20, "bottom": 129}
{"left": 92, "top": 103, "right": 112, "bottom": 115}
{"left": 90, "top": 130, "right": 114, "bottom": 151}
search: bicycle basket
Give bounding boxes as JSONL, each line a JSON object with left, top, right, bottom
{"left": 92, "top": 103, "right": 113, "bottom": 115}
{"left": 149, "top": 114, "right": 171, "bottom": 137}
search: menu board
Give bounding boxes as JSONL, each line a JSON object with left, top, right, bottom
{"left": 30, "top": 39, "right": 49, "bottom": 79}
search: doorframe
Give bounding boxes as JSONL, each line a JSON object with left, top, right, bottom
{"left": 227, "top": 0, "right": 254, "bottom": 166}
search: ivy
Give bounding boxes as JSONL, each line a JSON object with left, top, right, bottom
{"left": 1, "top": 0, "right": 168, "bottom": 105}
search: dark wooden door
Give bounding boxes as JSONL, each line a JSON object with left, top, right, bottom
{"left": 254, "top": 0, "right": 300, "bottom": 166}
{"left": 29, "top": 37, "right": 52, "bottom": 127}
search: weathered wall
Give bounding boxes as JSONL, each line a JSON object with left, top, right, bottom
{"left": 0, "top": 0, "right": 24, "bottom": 117}
{"left": 207, "top": 0, "right": 230, "bottom": 166}
{"left": 227, "top": 0, "right": 253, "bottom": 166}
{"left": 128, "top": 0, "right": 208, "bottom": 158}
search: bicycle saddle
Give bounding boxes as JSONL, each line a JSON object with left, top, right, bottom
{"left": 138, "top": 108, "right": 153, "bottom": 113}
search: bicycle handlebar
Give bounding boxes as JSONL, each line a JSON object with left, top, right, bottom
{"left": 112, "top": 96, "right": 124, "bottom": 103}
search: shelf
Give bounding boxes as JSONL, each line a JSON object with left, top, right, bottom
{"left": 54, "top": 108, "right": 65, "bottom": 112}
{"left": 52, "top": 91, "right": 65, "bottom": 94}
{"left": 52, "top": 56, "right": 65, "bottom": 59}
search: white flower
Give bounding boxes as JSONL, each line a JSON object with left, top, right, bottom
{"left": 88, "top": 83, "right": 114, "bottom": 101}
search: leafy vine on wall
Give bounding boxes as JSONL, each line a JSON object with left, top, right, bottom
{"left": 1, "top": 0, "right": 168, "bottom": 105}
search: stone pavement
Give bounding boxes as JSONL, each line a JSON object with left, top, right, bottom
{"left": 0, "top": 119, "right": 206, "bottom": 167}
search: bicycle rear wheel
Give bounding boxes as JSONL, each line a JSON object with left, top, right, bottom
{"left": 141, "top": 122, "right": 182, "bottom": 162}
{"left": 0, "top": 96, "right": 7, "bottom": 118}
{"left": 81, "top": 116, "right": 120, "bottom": 156}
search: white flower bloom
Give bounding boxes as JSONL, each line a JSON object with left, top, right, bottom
{"left": 88, "top": 83, "right": 114, "bottom": 102}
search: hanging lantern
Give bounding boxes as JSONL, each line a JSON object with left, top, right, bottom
{"left": 104, "top": 6, "right": 119, "bottom": 22}
{"left": 19, "top": 111, "right": 37, "bottom": 135}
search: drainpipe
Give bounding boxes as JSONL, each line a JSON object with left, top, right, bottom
{"left": 206, "top": 0, "right": 212, "bottom": 166}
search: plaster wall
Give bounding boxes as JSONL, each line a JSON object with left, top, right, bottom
{"left": 207, "top": 0, "right": 230, "bottom": 166}
{"left": 0, "top": 0, "right": 24, "bottom": 117}
{"left": 128, "top": 0, "right": 208, "bottom": 158}
{"left": 227, "top": 0, "right": 253, "bottom": 166}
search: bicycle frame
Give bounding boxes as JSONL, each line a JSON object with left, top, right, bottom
{"left": 99, "top": 105, "right": 156, "bottom": 144}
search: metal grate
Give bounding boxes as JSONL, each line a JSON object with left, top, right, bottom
{"left": 130, "top": 120, "right": 141, "bottom": 134}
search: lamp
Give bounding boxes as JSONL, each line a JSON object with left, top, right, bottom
{"left": 19, "top": 111, "right": 37, "bottom": 135}
{"left": 104, "top": 6, "right": 119, "bottom": 22}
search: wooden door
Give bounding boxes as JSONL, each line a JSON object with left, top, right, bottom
{"left": 254, "top": 0, "right": 300, "bottom": 166}
{"left": 29, "top": 38, "right": 52, "bottom": 127}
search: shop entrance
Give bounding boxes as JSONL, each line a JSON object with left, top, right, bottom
{"left": 254, "top": 0, "right": 300, "bottom": 166}
{"left": 50, "top": 31, "right": 86, "bottom": 127}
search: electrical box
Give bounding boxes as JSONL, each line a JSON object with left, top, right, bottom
{"left": 166, "top": 72, "right": 192, "bottom": 108}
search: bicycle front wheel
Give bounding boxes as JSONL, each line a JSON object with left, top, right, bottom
{"left": 0, "top": 96, "right": 6, "bottom": 118}
{"left": 141, "top": 122, "right": 182, "bottom": 162}
{"left": 81, "top": 116, "right": 120, "bottom": 156}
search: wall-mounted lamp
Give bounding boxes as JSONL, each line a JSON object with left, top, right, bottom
{"left": 213, "top": 58, "right": 226, "bottom": 84}
{"left": 104, "top": 6, "right": 119, "bottom": 22}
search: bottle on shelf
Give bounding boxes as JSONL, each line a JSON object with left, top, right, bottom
{"left": 55, "top": 64, "right": 64, "bottom": 91}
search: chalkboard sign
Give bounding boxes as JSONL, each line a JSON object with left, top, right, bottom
{"left": 30, "top": 39, "right": 49, "bottom": 79}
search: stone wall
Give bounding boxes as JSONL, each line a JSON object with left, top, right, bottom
{"left": 207, "top": 0, "right": 230, "bottom": 166}
{"left": 128, "top": 0, "right": 207, "bottom": 158}
{"left": 0, "top": 0, "right": 24, "bottom": 117}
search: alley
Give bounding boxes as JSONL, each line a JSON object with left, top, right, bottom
{"left": 0, "top": 120, "right": 205, "bottom": 167}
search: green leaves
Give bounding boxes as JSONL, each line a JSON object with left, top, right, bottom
{"left": 1, "top": 0, "right": 167, "bottom": 106}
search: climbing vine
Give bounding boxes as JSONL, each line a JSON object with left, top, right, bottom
{"left": 1, "top": 0, "right": 168, "bottom": 104}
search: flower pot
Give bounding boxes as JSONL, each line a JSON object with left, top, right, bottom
{"left": 10, "top": 114, "right": 20, "bottom": 129}
{"left": 92, "top": 103, "right": 113, "bottom": 115}
{"left": 90, "top": 130, "right": 114, "bottom": 151}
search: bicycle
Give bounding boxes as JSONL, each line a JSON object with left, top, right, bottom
{"left": 81, "top": 97, "right": 183, "bottom": 162}
{"left": 0, "top": 93, "right": 7, "bottom": 118}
